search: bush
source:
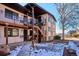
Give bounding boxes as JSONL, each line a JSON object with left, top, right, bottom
{"left": 54, "top": 35, "right": 61, "bottom": 40}
{"left": 74, "top": 34, "right": 79, "bottom": 38}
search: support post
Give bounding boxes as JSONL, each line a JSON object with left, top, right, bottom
{"left": 5, "top": 23, "right": 8, "bottom": 45}
{"left": 26, "top": 13, "right": 29, "bottom": 41}
{"left": 4, "top": 23, "right": 10, "bottom": 53}
{"left": 32, "top": 7, "right": 35, "bottom": 48}
{"left": 37, "top": 29, "right": 38, "bottom": 43}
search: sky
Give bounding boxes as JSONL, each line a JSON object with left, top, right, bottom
{"left": 20, "top": 3, "right": 61, "bottom": 34}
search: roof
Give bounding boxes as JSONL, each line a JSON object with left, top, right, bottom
{"left": 1, "top": 3, "right": 56, "bottom": 21}
{"left": 24, "top": 3, "right": 56, "bottom": 21}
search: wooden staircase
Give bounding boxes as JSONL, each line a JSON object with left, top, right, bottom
{"left": 34, "top": 25, "right": 46, "bottom": 42}
{"left": 34, "top": 25, "right": 45, "bottom": 37}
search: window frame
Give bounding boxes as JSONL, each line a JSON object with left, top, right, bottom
{"left": 4, "top": 27, "right": 19, "bottom": 37}
{"left": 48, "top": 27, "right": 51, "bottom": 31}
{"left": 5, "top": 8, "right": 18, "bottom": 21}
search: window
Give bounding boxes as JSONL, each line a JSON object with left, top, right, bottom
{"left": 23, "top": 16, "right": 27, "bottom": 24}
{"left": 12, "top": 29, "right": 19, "bottom": 36}
{"left": 48, "top": 36, "right": 51, "bottom": 40}
{"left": 30, "top": 19, "right": 33, "bottom": 25}
{"left": 23, "top": 16, "right": 27, "bottom": 21}
{"left": 8, "top": 28, "right": 12, "bottom": 36}
{"left": 48, "top": 16, "right": 51, "bottom": 22}
{"left": 53, "top": 21, "right": 55, "bottom": 25}
{"left": 48, "top": 27, "right": 51, "bottom": 31}
{"left": 13, "top": 12, "right": 18, "bottom": 21}
{"left": 4, "top": 28, "right": 19, "bottom": 37}
{"left": 5, "top": 9, "right": 18, "bottom": 21}
{"left": 5, "top": 9, "right": 13, "bottom": 19}
{"left": 41, "top": 16, "right": 46, "bottom": 25}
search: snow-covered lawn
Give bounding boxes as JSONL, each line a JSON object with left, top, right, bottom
{"left": 8, "top": 45, "right": 23, "bottom": 56}
{"left": 8, "top": 41, "right": 79, "bottom": 56}
{"left": 9, "top": 43, "right": 65, "bottom": 56}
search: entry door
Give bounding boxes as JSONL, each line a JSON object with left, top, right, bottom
{"left": 38, "top": 31, "right": 41, "bottom": 43}
{"left": 24, "top": 30, "right": 28, "bottom": 41}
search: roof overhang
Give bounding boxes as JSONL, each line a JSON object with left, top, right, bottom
{"left": 1, "top": 3, "right": 56, "bottom": 21}
{"left": 25, "top": 3, "right": 47, "bottom": 17}
{"left": 24, "top": 3, "right": 56, "bottom": 21}
{"left": 2, "top": 3, "right": 29, "bottom": 15}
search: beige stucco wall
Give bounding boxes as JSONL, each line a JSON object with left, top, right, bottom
{"left": 47, "top": 14, "right": 56, "bottom": 41}
{"left": 41, "top": 14, "right": 48, "bottom": 41}
{"left": 0, "top": 26, "right": 24, "bottom": 45}
{"left": 41, "top": 14, "right": 56, "bottom": 41}
{"left": 0, "top": 26, "right": 6, "bottom": 44}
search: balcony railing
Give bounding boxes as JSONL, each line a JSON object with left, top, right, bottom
{"left": 0, "top": 8, "right": 46, "bottom": 26}
{"left": 35, "top": 19, "right": 46, "bottom": 26}
{"left": 20, "top": 19, "right": 28, "bottom": 25}
{"left": 27, "top": 19, "right": 44, "bottom": 26}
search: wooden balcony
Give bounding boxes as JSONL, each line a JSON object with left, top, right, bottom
{"left": 0, "top": 6, "right": 28, "bottom": 26}
{"left": 0, "top": 11, "right": 28, "bottom": 27}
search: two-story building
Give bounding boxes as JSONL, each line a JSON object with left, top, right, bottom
{"left": 0, "top": 3, "right": 56, "bottom": 45}
{"left": 25, "top": 3, "right": 56, "bottom": 42}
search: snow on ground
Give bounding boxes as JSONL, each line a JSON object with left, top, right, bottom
{"left": 8, "top": 45, "right": 23, "bottom": 56}
{"left": 76, "top": 47, "right": 79, "bottom": 56}
{"left": 8, "top": 41, "right": 79, "bottom": 56}
{"left": 9, "top": 43, "right": 65, "bottom": 56}
{"left": 28, "top": 43, "right": 64, "bottom": 56}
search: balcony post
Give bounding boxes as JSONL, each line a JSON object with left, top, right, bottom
{"left": 32, "top": 7, "right": 35, "bottom": 48}
{"left": 26, "top": 13, "right": 29, "bottom": 41}
{"left": 5, "top": 23, "right": 8, "bottom": 45}
{"left": 4, "top": 23, "right": 10, "bottom": 53}
{"left": 26, "top": 13, "right": 29, "bottom": 25}
{"left": 37, "top": 29, "right": 38, "bottom": 43}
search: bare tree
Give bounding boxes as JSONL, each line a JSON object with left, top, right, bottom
{"left": 55, "top": 3, "right": 79, "bottom": 40}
